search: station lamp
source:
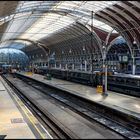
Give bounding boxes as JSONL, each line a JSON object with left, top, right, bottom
{"left": 83, "top": 46, "right": 85, "bottom": 51}
{"left": 102, "top": 45, "right": 106, "bottom": 51}
{"left": 133, "top": 38, "right": 136, "bottom": 45}
{"left": 69, "top": 49, "right": 72, "bottom": 54}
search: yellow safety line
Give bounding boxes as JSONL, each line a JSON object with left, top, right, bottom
{"left": 0, "top": 77, "right": 46, "bottom": 139}
{"left": 9, "top": 90, "right": 46, "bottom": 139}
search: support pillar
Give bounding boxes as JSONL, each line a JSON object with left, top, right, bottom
{"left": 32, "top": 62, "right": 34, "bottom": 73}
{"left": 132, "top": 57, "right": 136, "bottom": 75}
{"left": 72, "top": 64, "right": 74, "bottom": 70}
{"left": 65, "top": 64, "right": 68, "bottom": 70}
{"left": 80, "top": 63, "right": 82, "bottom": 71}
{"left": 90, "top": 64, "right": 92, "bottom": 72}
{"left": 102, "top": 47, "right": 108, "bottom": 96}
{"left": 84, "top": 60, "right": 87, "bottom": 71}
{"left": 55, "top": 63, "right": 56, "bottom": 68}
{"left": 105, "top": 65, "right": 108, "bottom": 93}
{"left": 60, "top": 63, "right": 62, "bottom": 69}
{"left": 48, "top": 61, "right": 49, "bottom": 68}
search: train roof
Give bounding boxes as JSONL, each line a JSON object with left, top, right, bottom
{"left": 50, "top": 68, "right": 100, "bottom": 74}
{"left": 113, "top": 73, "right": 140, "bottom": 79}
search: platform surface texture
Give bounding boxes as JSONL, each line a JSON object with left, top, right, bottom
{"left": 18, "top": 72, "right": 140, "bottom": 119}
{"left": 0, "top": 76, "right": 49, "bottom": 139}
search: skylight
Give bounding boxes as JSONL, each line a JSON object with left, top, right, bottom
{"left": 1, "top": 1, "right": 119, "bottom": 47}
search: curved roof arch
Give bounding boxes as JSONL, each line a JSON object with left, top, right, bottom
{"left": 0, "top": 1, "right": 140, "bottom": 58}
{"left": 1, "top": 1, "right": 117, "bottom": 43}
{"left": 95, "top": 1, "right": 140, "bottom": 53}
{"left": 40, "top": 22, "right": 102, "bottom": 55}
{"left": 0, "top": 38, "right": 49, "bottom": 56}
{"left": 107, "top": 36, "right": 133, "bottom": 57}
{"left": 0, "top": 11, "right": 101, "bottom": 55}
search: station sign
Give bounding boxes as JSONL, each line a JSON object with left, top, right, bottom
{"left": 119, "top": 55, "right": 128, "bottom": 63}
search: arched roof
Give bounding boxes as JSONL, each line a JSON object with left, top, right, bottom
{"left": 0, "top": 1, "right": 139, "bottom": 56}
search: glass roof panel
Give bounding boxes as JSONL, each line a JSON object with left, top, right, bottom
{"left": 2, "top": 1, "right": 59, "bottom": 39}
{"left": 1, "top": 1, "right": 119, "bottom": 47}
{"left": 0, "top": 40, "right": 31, "bottom": 48}
{"left": 19, "top": 13, "right": 74, "bottom": 40}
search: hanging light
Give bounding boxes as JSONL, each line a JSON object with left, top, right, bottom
{"left": 133, "top": 37, "right": 136, "bottom": 45}
{"left": 102, "top": 45, "right": 106, "bottom": 49}
{"left": 69, "top": 49, "right": 72, "bottom": 53}
{"left": 83, "top": 46, "right": 85, "bottom": 51}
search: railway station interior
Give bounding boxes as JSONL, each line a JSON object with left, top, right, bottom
{"left": 0, "top": 1, "right": 140, "bottom": 139}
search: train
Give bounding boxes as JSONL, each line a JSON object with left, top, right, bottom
{"left": 34, "top": 67, "right": 140, "bottom": 97}
{"left": 0, "top": 64, "right": 12, "bottom": 74}
{"left": 0, "top": 64, "right": 18, "bottom": 74}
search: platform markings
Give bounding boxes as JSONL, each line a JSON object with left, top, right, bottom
{"left": 1, "top": 77, "right": 53, "bottom": 139}
{"left": 24, "top": 105, "right": 53, "bottom": 139}
{"left": 11, "top": 118, "right": 25, "bottom": 124}
{"left": 8, "top": 88, "right": 45, "bottom": 139}
{"left": 11, "top": 90, "right": 53, "bottom": 139}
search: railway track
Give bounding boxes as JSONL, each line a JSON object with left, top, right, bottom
{"left": 2, "top": 74, "right": 140, "bottom": 139}
{"left": 2, "top": 75, "right": 72, "bottom": 139}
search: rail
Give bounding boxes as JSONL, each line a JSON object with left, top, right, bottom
{"left": 5, "top": 73, "right": 140, "bottom": 139}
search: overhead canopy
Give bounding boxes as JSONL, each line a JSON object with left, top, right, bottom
{"left": 0, "top": 1, "right": 139, "bottom": 56}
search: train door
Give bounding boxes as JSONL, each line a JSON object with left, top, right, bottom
{"left": 119, "top": 55, "right": 129, "bottom": 73}
{"left": 120, "top": 63, "right": 128, "bottom": 72}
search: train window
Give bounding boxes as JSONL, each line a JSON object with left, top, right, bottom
{"left": 136, "top": 65, "right": 140, "bottom": 71}
{"left": 136, "top": 80, "right": 139, "bottom": 86}
{"left": 126, "top": 78, "right": 136, "bottom": 86}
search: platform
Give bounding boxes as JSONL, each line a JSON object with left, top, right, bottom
{"left": 17, "top": 72, "right": 140, "bottom": 119}
{"left": 0, "top": 76, "right": 52, "bottom": 139}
